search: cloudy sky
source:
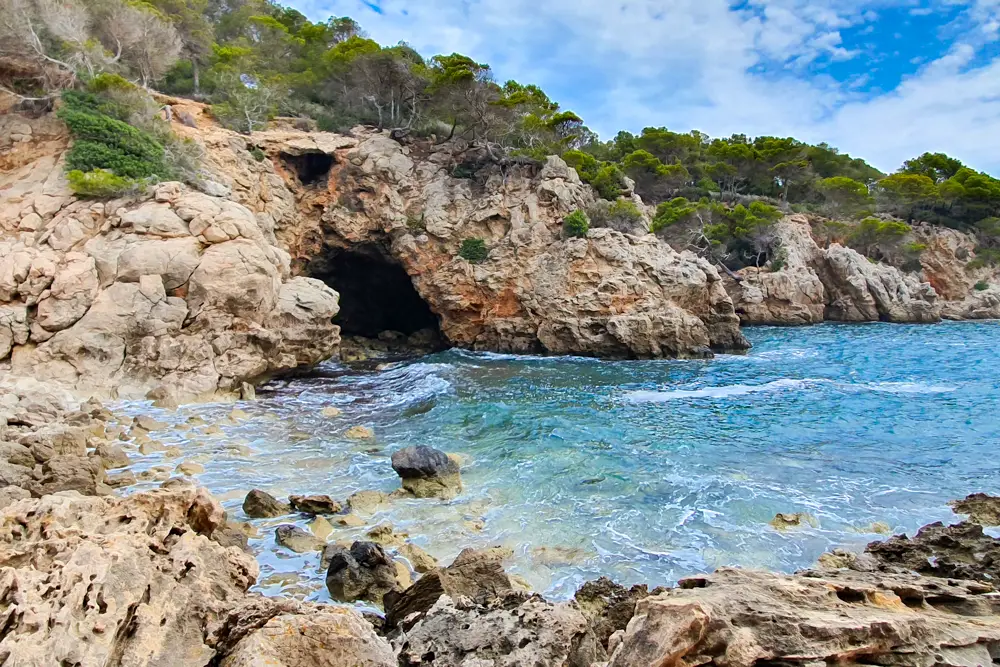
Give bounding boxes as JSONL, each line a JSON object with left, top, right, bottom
{"left": 290, "top": 0, "right": 999, "bottom": 174}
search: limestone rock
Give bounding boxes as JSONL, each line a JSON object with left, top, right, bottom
{"left": 574, "top": 577, "right": 662, "bottom": 650}
{"left": 391, "top": 445, "right": 462, "bottom": 499}
{"left": 275, "top": 524, "right": 324, "bottom": 553}
{"left": 0, "top": 487, "right": 258, "bottom": 666}
{"left": 949, "top": 492, "right": 1000, "bottom": 526}
{"left": 347, "top": 490, "right": 389, "bottom": 514}
{"left": 94, "top": 441, "right": 130, "bottom": 469}
{"left": 324, "top": 541, "right": 405, "bottom": 605}
{"left": 398, "top": 542, "right": 438, "bottom": 573}
{"left": 243, "top": 489, "right": 291, "bottom": 518}
{"left": 385, "top": 547, "right": 516, "bottom": 629}
{"left": 344, "top": 425, "right": 374, "bottom": 440}
{"left": 865, "top": 520, "right": 1000, "bottom": 582}
{"left": 607, "top": 568, "right": 1000, "bottom": 667}
{"left": 219, "top": 603, "right": 395, "bottom": 667}
{"left": 288, "top": 494, "right": 342, "bottom": 514}
{"left": 396, "top": 593, "right": 605, "bottom": 667}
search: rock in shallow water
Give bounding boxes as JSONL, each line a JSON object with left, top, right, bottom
{"left": 243, "top": 488, "right": 291, "bottom": 518}
{"left": 950, "top": 492, "right": 1000, "bottom": 526}
{"left": 275, "top": 524, "right": 324, "bottom": 553}
{"left": 390, "top": 445, "right": 462, "bottom": 499}
{"left": 288, "top": 494, "right": 342, "bottom": 515}
{"left": 866, "top": 520, "right": 1000, "bottom": 582}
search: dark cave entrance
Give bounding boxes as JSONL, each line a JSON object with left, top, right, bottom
{"left": 281, "top": 151, "right": 335, "bottom": 186}
{"left": 307, "top": 245, "right": 441, "bottom": 342}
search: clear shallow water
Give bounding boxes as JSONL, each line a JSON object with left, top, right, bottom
{"left": 121, "top": 321, "right": 1000, "bottom": 604}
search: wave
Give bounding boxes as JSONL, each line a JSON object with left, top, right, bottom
{"left": 623, "top": 378, "right": 957, "bottom": 402}
{"left": 861, "top": 381, "right": 957, "bottom": 394}
{"left": 624, "top": 378, "right": 819, "bottom": 402}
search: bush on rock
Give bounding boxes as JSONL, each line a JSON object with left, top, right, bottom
{"left": 563, "top": 209, "right": 590, "bottom": 239}
{"left": 458, "top": 238, "right": 488, "bottom": 263}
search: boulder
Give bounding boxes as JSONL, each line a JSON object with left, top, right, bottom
{"left": 93, "top": 441, "right": 130, "bottom": 469}
{"left": 288, "top": 494, "right": 342, "bottom": 515}
{"left": 390, "top": 445, "right": 462, "bottom": 499}
{"left": 397, "top": 542, "right": 438, "bottom": 574}
{"left": 243, "top": 489, "right": 291, "bottom": 518}
{"left": 385, "top": 547, "right": 516, "bottom": 629}
{"left": 324, "top": 541, "right": 406, "bottom": 605}
{"left": 275, "top": 524, "right": 324, "bottom": 553}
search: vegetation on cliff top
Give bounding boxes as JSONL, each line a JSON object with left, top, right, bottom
{"left": 2, "top": 0, "right": 998, "bottom": 269}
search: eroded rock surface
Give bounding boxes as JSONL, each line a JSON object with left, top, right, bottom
{"left": 391, "top": 445, "right": 462, "bottom": 499}
{"left": 607, "top": 567, "right": 1000, "bottom": 667}
{"left": 728, "top": 215, "right": 943, "bottom": 324}
{"left": 866, "top": 520, "right": 1000, "bottom": 582}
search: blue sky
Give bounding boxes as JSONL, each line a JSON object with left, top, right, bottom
{"left": 289, "top": 0, "right": 1000, "bottom": 174}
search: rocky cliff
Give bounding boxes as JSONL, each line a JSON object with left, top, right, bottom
{"left": 727, "top": 214, "right": 1000, "bottom": 325}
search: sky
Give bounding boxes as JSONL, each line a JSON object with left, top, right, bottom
{"left": 288, "top": 0, "right": 1000, "bottom": 175}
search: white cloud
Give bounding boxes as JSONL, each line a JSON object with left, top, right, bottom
{"left": 297, "top": 0, "right": 1000, "bottom": 174}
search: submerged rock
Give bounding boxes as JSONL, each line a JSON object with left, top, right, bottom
{"left": 325, "top": 541, "right": 406, "bottom": 605}
{"left": 769, "top": 511, "right": 819, "bottom": 530}
{"left": 243, "top": 489, "right": 291, "bottom": 518}
{"left": 344, "top": 425, "right": 375, "bottom": 440}
{"left": 347, "top": 489, "right": 390, "bottom": 514}
{"left": 950, "top": 492, "right": 1000, "bottom": 526}
{"left": 390, "top": 445, "right": 462, "bottom": 499}
{"left": 275, "top": 524, "right": 324, "bottom": 553}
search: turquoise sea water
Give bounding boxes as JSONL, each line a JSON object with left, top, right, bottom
{"left": 125, "top": 321, "right": 1000, "bottom": 602}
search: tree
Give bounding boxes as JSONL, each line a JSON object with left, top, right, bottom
{"left": 817, "top": 177, "right": 873, "bottom": 219}
{"left": 146, "top": 0, "right": 213, "bottom": 93}
{"left": 876, "top": 173, "right": 939, "bottom": 222}
{"left": 847, "top": 217, "right": 911, "bottom": 259}
{"left": 211, "top": 72, "right": 277, "bottom": 133}
{"left": 901, "top": 152, "right": 964, "bottom": 183}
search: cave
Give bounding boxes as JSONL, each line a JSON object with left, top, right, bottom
{"left": 307, "top": 245, "right": 441, "bottom": 339}
{"left": 281, "top": 150, "right": 334, "bottom": 186}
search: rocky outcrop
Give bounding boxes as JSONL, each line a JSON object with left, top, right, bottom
{"left": 865, "top": 520, "right": 1000, "bottom": 582}
{"left": 396, "top": 592, "right": 605, "bottom": 667}
{"left": 0, "top": 486, "right": 256, "bottom": 665}
{"left": 1, "top": 115, "right": 340, "bottom": 401}
{"left": 728, "top": 215, "right": 942, "bottom": 324}
{"left": 950, "top": 492, "right": 1000, "bottom": 525}
{"left": 606, "top": 567, "right": 1000, "bottom": 667}
{"left": 177, "top": 120, "right": 748, "bottom": 359}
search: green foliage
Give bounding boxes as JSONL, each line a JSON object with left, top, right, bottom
{"left": 590, "top": 164, "right": 626, "bottom": 201}
{"left": 975, "top": 280, "right": 990, "bottom": 291}
{"left": 586, "top": 199, "right": 645, "bottom": 233}
{"left": 563, "top": 209, "right": 590, "bottom": 238}
{"left": 67, "top": 170, "right": 143, "bottom": 198}
{"left": 770, "top": 247, "right": 788, "bottom": 272}
{"left": 817, "top": 176, "right": 872, "bottom": 219}
{"left": 458, "top": 238, "right": 488, "bottom": 263}
{"left": 969, "top": 248, "right": 1000, "bottom": 269}
{"left": 249, "top": 146, "right": 266, "bottom": 161}
{"left": 651, "top": 197, "right": 697, "bottom": 233}
{"left": 59, "top": 107, "right": 168, "bottom": 179}
{"left": 848, "top": 217, "right": 912, "bottom": 258}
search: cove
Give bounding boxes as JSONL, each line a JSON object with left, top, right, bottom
{"left": 121, "top": 320, "right": 1000, "bottom": 603}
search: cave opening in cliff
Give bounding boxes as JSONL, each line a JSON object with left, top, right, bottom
{"left": 308, "top": 245, "right": 442, "bottom": 343}
{"left": 281, "top": 151, "right": 334, "bottom": 186}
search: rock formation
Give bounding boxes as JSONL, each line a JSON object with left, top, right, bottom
{"left": 391, "top": 444, "right": 463, "bottom": 499}
{"left": 605, "top": 567, "right": 1000, "bottom": 667}
{"left": 727, "top": 214, "right": 999, "bottom": 325}
{"left": 1, "top": 115, "right": 341, "bottom": 402}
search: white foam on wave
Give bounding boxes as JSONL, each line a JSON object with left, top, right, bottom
{"left": 623, "top": 378, "right": 959, "bottom": 402}
{"left": 624, "top": 378, "right": 820, "bottom": 402}
{"left": 861, "top": 381, "right": 957, "bottom": 394}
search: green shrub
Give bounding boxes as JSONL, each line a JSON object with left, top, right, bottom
{"left": 650, "top": 197, "right": 697, "bottom": 233}
{"left": 249, "top": 146, "right": 266, "bottom": 162}
{"left": 847, "top": 217, "right": 911, "bottom": 257}
{"left": 975, "top": 280, "right": 990, "bottom": 291}
{"left": 587, "top": 199, "right": 645, "bottom": 233}
{"left": 407, "top": 212, "right": 426, "bottom": 231}
{"left": 590, "top": 164, "right": 626, "bottom": 201}
{"left": 67, "top": 169, "right": 143, "bottom": 198}
{"left": 59, "top": 108, "right": 168, "bottom": 179}
{"left": 969, "top": 248, "right": 1000, "bottom": 269}
{"left": 770, "top": 247, "right": 788, "bottom": 272}
{"left": 458, "top": 238, "right": 488, "bottom": 262}
{"left": 87, "top": 73, "right": 137, "bottom": 94}
{"left": 563, "top": 209, "right": 590, "bottom": 238}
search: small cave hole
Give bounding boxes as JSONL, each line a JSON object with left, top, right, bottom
{"left": 835, "top": 588, "right": 867, "bottom": 604}
{"left": 307, "top": 244, "right": 443, "bottom": 345}
{"left": 281, "top": 150, "right": 334, "bottom": 186}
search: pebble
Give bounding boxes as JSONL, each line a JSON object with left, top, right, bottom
{"left": 176, "top": 462, "right": 204, "bottom": 476}
{"left": 344, "top": 425, "right": 374, "bottom": 440}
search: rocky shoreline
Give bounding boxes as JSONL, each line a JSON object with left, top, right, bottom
{"left": 1, "top": 375, "right": 1000, "bottom": 666}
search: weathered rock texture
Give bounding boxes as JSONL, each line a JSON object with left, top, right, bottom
{"left": 866, "top": 520, "right": 1000, "bottom": 582}
{"left": 170, "top": 111, "right": 749, "bottom": 359}
{"left": 607, "top": 567, "right": 1000, "bottom": 667}
{"left": 1, "top": 114, "right": 340, "bottom": 401}
{"left": 0, "top": 486, "right": 256, "bottom": 665}
{"left": 727, "top": 215, "right": 942, "bottom": 324}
